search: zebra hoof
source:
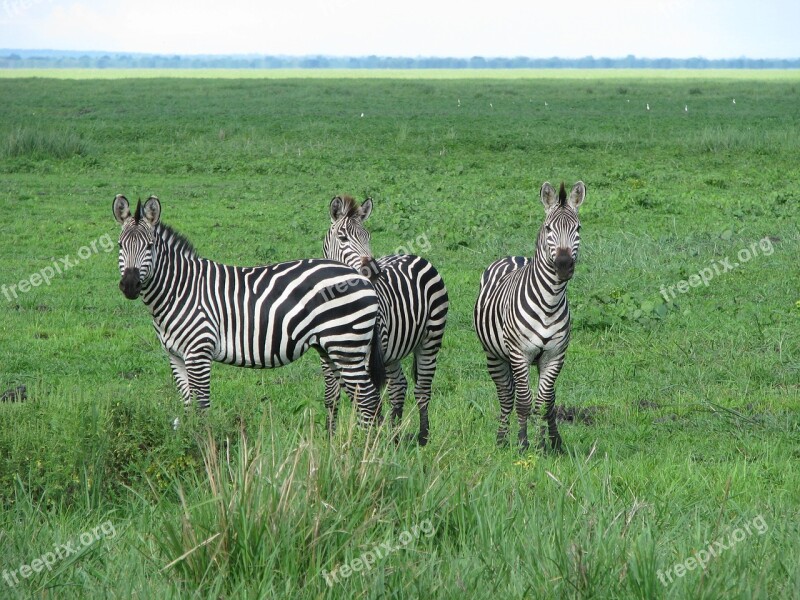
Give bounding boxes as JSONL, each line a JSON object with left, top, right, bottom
{"left": 518, "top": 439, "right": 530, "bottom": 454}
{"left": 496, "top": 433, "right": 510, "bottom": 448}
{"left": 538, "top": 435, "right": 564, "bottom": 454}
{"left": 417, "top": 432, "right": 429, "bottom": 446}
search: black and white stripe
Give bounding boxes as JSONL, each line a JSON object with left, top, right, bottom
{"left": 113, "top": 195, "right": 383, "bottom": 426}
{"left": 473, "top": 181, "right": 586, "bottom": 451}
{"left": 323, "top": 196, "right": 449, "bottom": 445}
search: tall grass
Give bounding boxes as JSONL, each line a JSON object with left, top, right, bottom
{"left": 149, "top": 415, "right": 788, "bottom": 599}
{"left": 692, "top": 125, "right": 800, "bottom": 154}
{"left": 154, "top": 414, "right": 447, "bottom": 596}
{"left": 3, "top": 127, "right": 89, "bottom": 159}
{"left": 0, "top": 394, "right": 794, "bottom": 598}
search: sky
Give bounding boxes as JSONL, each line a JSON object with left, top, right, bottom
{"left": 1, "top": 0, "right": 798, "bottom": 59}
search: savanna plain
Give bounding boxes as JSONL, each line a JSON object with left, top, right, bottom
{"left": 0, "top": 70, "right": 798, "bottom": 599}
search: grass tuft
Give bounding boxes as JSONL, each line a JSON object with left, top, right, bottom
{"left": 155, "top": 414, "right": 444, "bottom": 596}
{"left": 4, "top": 127, "right": 90, "bottom": 159}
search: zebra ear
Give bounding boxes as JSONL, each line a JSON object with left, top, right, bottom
{"left": 330, "top": 196, "right": 345, "bottom": 222}
{"left": 358, "top": 197, "right": 373, "bottom": 222}
{"left": 540, "top": 182, "right": 559, "bottom": 211}
{"left": 113, "top": 194, "right": 131, "bottom": 224}
{"left": 568, "top": 181, "right": 586, "bottom": 210}
{"left": 142, "top": 195, "right": 161, "bottom": 226}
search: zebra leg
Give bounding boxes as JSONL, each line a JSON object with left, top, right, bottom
{"left": 320, "top": 356, "right": 342, "bottom": 436}
{"left": 184, "top": 351, "right": 213, "bottom": 410}
{"left": 168, "top": 353, "right": 193, "bottom": 407}
{"left": 167, "top": 353, "right": 193, "bottom": 429}
{"left": 385, "top": 361, "right": 407, "bottom": 429}
{"left": 412, "top": 343, "right": 441, "bottom": 446}
{"left": 486, "top": 355, "right": 515, "bottom": 447}
{"left": 328, "top": 353, "right": 382, "bottom": 427}
{"left": 509, "top": 352, "right": 534, "bottom": 452}
{"left": 534, "top": 353, "right": 566, "bottom": 453}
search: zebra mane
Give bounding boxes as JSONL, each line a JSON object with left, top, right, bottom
{"left": 155, "top": 222, "right": 198, "bottom": 258}
{"left": 337, "top": 195, "right": 361, "bottom": 218}
{"left": 133, "top": 199, "right": 143, "bottom": 221}
{"left": 558, "top": 182, "right": 567, "bottom": 207}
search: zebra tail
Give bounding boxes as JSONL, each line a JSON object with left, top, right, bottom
{"left": 369, "top": 322, "right": 386, "bottom": 391}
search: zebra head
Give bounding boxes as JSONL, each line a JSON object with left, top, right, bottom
{"left": 112, "top": 194, "right": 161, "bottom": 300}
{"left": 539, "top": 181, "right": 586, "bottom": 282}
{"left": 324, "top": 195, "right": 379, "bottom": 278}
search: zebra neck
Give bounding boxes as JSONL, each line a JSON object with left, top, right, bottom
{"left": 341, "top": 254, "right": 362, "bottom": 272}
{"left": 326, "top": 246, "right": 361, "bottom": 272}
{"left": 140, "top": 236, "right": 199, "bottom": 317}
{"left": 532, "top": 230, "right": 570, "bottom": 304}
{"left": 530, "top": 255, "right": 570, "bottom": 311}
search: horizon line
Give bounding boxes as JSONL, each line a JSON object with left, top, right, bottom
{"left": 2, "top": 49, "right": 799, "bottom": 62}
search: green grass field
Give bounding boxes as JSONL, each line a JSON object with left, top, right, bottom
{"left": 0, "top": 70, "right": 798, "bottom": 599}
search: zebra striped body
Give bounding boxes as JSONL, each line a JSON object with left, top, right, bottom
{"left": 474, "top": 181, "right": 586, "bottom": 451}
{"left": 323, "top": 196, "right": 449, "bottom": 445}
{"left": 113, "top": 195, "right": 383, "bottom": 425}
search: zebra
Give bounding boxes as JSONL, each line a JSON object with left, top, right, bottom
{"left": 112, "top": 194, "right": 384, "bottom": 427}
{"left": 323, "top": 195, "right": 449, "bottom": 445}
{"left": 473, "top": 181, "right": 586, "bottom": 452}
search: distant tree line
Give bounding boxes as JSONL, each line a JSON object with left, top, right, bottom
{"left": 1, "top": 51, "right": 798, "bottom": 69}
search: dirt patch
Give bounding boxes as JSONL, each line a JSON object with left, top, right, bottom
{"left": 637, "top": 399, "right": 661, "bottom": 410}
{"left": 0, "top": 385, "right": 27, "bottom": 402}
{"left": 554, "top": 405, "right": 600, "bottom": 426}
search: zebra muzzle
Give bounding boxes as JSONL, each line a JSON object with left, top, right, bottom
{"left": 554, "top": 251, "right": 575, "bottom": 281}
{"left": 120, "top": 268, "right": 142, "bottom": 299}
